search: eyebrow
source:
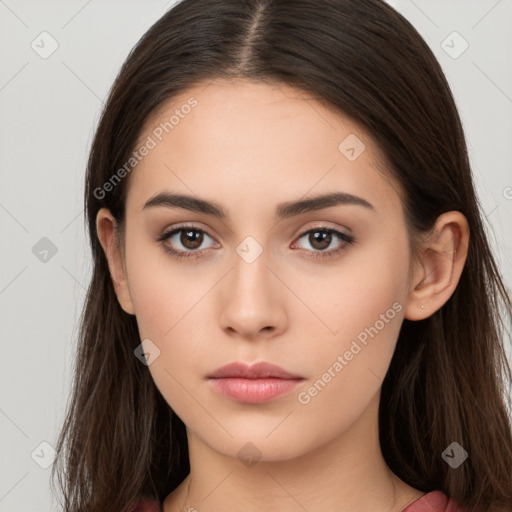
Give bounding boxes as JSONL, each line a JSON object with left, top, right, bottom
{"left": 142, "top": 191, "right": 375, "bottom": 218}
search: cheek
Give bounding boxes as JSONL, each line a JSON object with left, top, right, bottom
{"left": 124, "top": 233, "right": 221, "bottom": 400}
{"left": 124, "top": 226, "right": 206, "bottom": 340}
{"left": 295, "top": 232, "right": 409, "bottom": 401}
{"left": 292, "top": 270, "right": 406, "bottom": 443}
{"left": 125, "top": 241, "right": 215, "bottom": 425}
{"left": 301, "top": 230, "right": 409, "bottom": 346}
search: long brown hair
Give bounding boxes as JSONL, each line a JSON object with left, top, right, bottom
{"left": 50, "top": 0, "right": 512, "bottom": 510}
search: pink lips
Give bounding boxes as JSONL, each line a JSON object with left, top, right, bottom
{"left": 207, "top": 362, "right": 305, "bottom": 404}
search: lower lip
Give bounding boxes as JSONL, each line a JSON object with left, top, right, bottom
{"left": 208, "top": 377, "right": 304, "bottom": 404}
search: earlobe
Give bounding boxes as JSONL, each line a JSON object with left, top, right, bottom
{"left": 95, "top": 208, "right": 136, "bottom": 315}
{"left": 404, "top": 211, "right": 469, "bottom": 321}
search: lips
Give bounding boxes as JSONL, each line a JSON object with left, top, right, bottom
{"left": 207, "top": 361, "right": 303, "bottom": 380}
{"left": 207, "top": 362, "right": 305, "bottom": 404}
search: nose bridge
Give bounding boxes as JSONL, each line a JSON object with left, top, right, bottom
{"left": 217, "top": 234, "right": 285, "bottom": 336}
{"left": 230, "top": 235, "right": 272, "bottom": 299}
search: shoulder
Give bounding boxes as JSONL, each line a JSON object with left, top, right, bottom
{"left": 126, "top": 498, "right": 162, "bottom": 512}
{"left": 401, "top": 490, "right": 465, "bottom": 512}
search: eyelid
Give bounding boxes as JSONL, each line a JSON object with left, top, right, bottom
{"left": 156, "top": 222, "right": 355, "bottom": 259}
{"left": 159, "top": 221, "right": 352, "bottom": 241}
{"left": 291, "top": 220, "right": 353, "bottom": 238}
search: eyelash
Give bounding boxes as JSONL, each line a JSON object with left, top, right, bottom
{"left": 156, "top": 224, "right": 355, "bottom": 261}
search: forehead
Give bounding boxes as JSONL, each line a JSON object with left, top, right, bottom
{"left": 126, "top": 79, "right": 403, "bottom": 221}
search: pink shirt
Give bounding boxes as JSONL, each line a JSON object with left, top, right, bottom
{"left": 128, "top": 490, "right": 464, "bottom": 511}
{"left": 402, "top": 490, "right": 464, "bottom": 511}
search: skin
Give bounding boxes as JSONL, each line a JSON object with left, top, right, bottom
{"left": 96, "top": 79, "right": 469, "bottom": 512}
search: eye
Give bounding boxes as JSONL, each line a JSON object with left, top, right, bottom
{"left": 292, "top": 227, "right": 355, "bottom": 259}
{"left": 156, "top": 224, "right": 355, "bottom": 261}
{"left": 156, "top": 224, "right": 218, "bottom": 259}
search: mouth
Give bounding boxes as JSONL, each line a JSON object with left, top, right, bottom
{"left": 207, "top": 361, "right": 305, "bottom": 404}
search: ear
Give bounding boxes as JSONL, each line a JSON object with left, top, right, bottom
{"left": 404, "top": 211, "right": 469, "bottom": 321}
{"left": 95, "top": 208, "right": 135, "bottom": 315}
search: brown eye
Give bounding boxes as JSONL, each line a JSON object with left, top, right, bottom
{"left": 156, "top": 225, "right": 218, "bottom": 259}
{"left": 179, "top": 229, "right": 203, "bottom": 250}
{"left": 308, "top": 230, "right": 332, "bottom": 251}
{"left": 293, "top": 227, "right": 355, "bottom": 260}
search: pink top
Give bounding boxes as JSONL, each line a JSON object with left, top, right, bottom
{"left": 128, "top": 490, "right": 464, "bottom": 511}
{"left": 402, "top": 490, "right": 464, "bottom": 511}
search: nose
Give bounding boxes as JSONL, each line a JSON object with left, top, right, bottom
{"left": 217, "top": 248, "right": 287, "bottom": 341}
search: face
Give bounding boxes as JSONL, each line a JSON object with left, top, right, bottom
{"left": 110, "top": 79, "right": 416, "bottom": 461}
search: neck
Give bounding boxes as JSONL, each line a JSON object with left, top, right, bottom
{"left": 164, "top": 393, "right": 424, "bottom": 512}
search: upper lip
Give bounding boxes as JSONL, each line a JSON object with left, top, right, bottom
{"left": 208, "top": 361, "right": 303, "bottom": 379}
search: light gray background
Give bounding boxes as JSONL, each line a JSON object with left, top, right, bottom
{"left": 1, "top": 1, "right": 511, "bottom": 511}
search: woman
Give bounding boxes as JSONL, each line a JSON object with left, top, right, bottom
{"left": 51, "top": 0, "right": 512, "bottom": 511}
